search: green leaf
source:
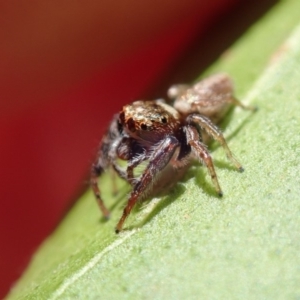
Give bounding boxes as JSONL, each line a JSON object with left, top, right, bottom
{"left": 7, "top": 1, "right": 300, "bottom": 299}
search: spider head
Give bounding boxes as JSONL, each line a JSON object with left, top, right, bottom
{"left": 119, "top": 100, "right": 180, "bottom": 142}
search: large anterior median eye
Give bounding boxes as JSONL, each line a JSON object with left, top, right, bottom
{"left": 161, "top": 117, "right": 167, "bottom": 123}
{"left": 141, "top": 123, "right": 148, "bottom": 130}
{"left": 127, "top": 118, "right": 136, "bottom": 132}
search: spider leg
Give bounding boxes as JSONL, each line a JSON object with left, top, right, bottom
{"left": 185, "top": 125, "right": 223, "bottom": 196}
{"left": 126, "top": 152, "right": 147, "bottom": 185}
{"left": 111, "top": 163, "right": 128, "bottom": 181}
{"left": 115, "top": 136, "right": 179, "bottom": 233}
{"left": 91, "top": 118, "right": 122, "bottom": 219}
{"left": 91, "top": 165, "right": 110, "bottom": 219}
{"left": 229, "top": 96, "right": 257, "bottom": 111}
{"left": 109, "top": 136, "right": 131, "bottom": 182}
{"left": 110, "top": 167, "right": 120, "bottom": 195}
{"left": 187, "top": 113, "right": 244, "bottom": 172}
{"left": 111, "top": 139, "right": 147, "bottom": 185}
{"left": 111, "top": 153, "right": 146, "bottom": 185}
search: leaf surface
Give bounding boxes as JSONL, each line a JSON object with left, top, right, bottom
{"left": 6, "top": 1, "right": 300, "bottom": 299}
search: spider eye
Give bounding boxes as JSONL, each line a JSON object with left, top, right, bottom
{"left": 127, "top": 118, "right": 136, "bottom": 132}
{"left": 141, "top": 123, "right": 148, "bottom": 130}
{"left": 161, "top": 117, "right": 167, "bottom": 123}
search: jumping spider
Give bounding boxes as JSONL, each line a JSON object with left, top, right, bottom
{"left": 91, "top": 73, "right": 255, "bottom": 233}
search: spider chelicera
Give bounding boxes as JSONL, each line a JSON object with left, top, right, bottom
{"left": 91, "top": 73, "right": 255, "bottom": 233}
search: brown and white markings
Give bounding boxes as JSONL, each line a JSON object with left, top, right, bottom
{"left": 91, "top": 73, "right": 256, "bottom": 233}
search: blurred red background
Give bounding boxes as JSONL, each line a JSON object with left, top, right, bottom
{"left": 0, "top": 0, "right": 274, "bottom": 297}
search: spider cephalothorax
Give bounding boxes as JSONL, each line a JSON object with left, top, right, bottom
{"left": 119, "top": 100, "right": 181, "bottom": 143}
{"left": 91, "top": 73, "right": 255, "bottom": 233}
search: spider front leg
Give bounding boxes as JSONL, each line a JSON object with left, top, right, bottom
{"left": 91, "top": 165, "right": 110, "bottom": 219}
{"left": 115, "top": 136, "right": 179, "bottom": 233}
{"left": 187, "top": 113, "right": 244, "bottom": 172}
{"left": 185, "top": 125, "right": 223, "bottom": 196}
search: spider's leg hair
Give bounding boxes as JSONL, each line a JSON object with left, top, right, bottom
{"left": 187, "top": 113, "right": 243, "bottom": 172}
{"left": 184, "top": 124, "right": 223, "bottom": 196}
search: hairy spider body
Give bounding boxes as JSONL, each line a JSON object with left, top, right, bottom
{"left": 91, "top": 73, "right": 254, "bottom": 233}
